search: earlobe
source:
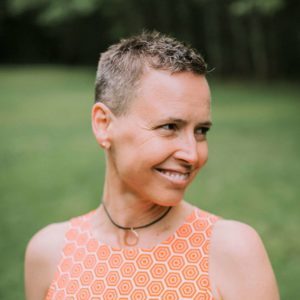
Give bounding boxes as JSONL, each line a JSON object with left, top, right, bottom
{"left": 91, "top": 102, "right": 112, "bottom": 149}
{"left": 100, "top": 141, "right": 110, "bottom": 149}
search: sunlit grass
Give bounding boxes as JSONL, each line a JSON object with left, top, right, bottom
{"left": 0, "top": 67, "right": 299, "bottom": 299}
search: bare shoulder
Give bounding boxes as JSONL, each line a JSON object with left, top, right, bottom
{"left": 210, "top": 220, "right": 280, "bottom": 300}
{"left": 212, "top": 220, "right": 264, "bottom": 256}
{"left": 25, "top": 222, "right": 69, "bottom": 300}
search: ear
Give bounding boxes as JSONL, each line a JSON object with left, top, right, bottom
{"left": 91, "top": 102, "right": 113, "bottom": 149}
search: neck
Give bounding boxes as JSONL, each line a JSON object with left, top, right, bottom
{"left": 101, "top": 190, "right": 169, "bottom": 229}
{"left": 100, "top": 164, "right": 175, "bottom": 229}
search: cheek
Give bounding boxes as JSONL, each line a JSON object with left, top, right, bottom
{"left": 199, "top": 143, "right": 209, "bottom": 166}
{"left": 111, "top": 134, "right": 160, "bottom": 173}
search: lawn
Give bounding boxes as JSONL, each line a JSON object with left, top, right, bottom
{"left": 0, "top": 67, "right": 299, "bottom": 299}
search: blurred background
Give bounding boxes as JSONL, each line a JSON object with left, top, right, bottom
{"left": 0, "top": 0, "right": 299, "bottom": 299}
{"left": 1, "top": 0, "right": 300, "bottom": 79}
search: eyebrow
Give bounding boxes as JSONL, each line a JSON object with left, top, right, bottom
{"left": 158, "top": 117, "right": 213, "bottom": 127}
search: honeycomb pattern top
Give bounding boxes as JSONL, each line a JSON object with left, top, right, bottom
{"left": 46, "top": 208, "right": 219, "bottom": 299}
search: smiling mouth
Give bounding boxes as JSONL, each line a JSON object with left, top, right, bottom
{"left": 155, "top": 168, "right": 190, "bottom": 183}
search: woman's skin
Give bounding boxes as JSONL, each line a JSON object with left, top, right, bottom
{"left": 25, "top": 69, "right": 280, "bottom": 300}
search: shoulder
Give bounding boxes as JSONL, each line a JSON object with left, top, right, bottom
{"left": 212, "top": 219, "right": 263, "bottom": 254}
{"left": 25, "top": 222, "right": 69, "bottom": 300}
{"left": 25, "top": 222, "right": 69, "bottom": 265}
{"left": 209, "top": 220, "right": 280, "bottom": 300}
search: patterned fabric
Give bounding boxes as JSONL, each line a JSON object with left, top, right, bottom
{"left": 46, "top": 208, "right": 219, "bottom": 300}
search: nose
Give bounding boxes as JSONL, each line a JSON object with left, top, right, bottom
{"left": 173, "top": 134, "right": 202, "bottom": 166}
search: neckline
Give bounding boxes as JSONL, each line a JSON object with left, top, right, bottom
{"left": 85, "top": 207, "right": 198, "bottom": 252}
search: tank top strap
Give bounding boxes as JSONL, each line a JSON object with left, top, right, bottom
{"left": 194, "top": 208, "right": 220, "bottom": 242}
{"left": 64, "top": 210, "right": 95, "bottom": 240}
{"left": 54, "top": 210, "right": 97, "bottom": 266}
{"left": 45, "top": 211, "right": 97, "bottom": 299}
{"left": 194, "top": 208, "right": 220, "bottom": 230}
{"left": 184, "top": 208, "right": 220, "bottom": 256}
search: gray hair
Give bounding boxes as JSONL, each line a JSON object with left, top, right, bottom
{"left": 95, "top": 31, "right": 207, "bottom": 116}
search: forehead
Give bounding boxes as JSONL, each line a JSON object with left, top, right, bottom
{"left": 128, "top": 70, "right": 211, "bottom": 120}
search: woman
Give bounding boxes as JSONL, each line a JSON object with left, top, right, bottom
{"left": 25, "top": 32, "right": 279, "bottom": 299}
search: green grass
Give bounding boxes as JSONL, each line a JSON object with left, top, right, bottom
{"left": 0, "top": 67, "right": 299, "bottom": 299}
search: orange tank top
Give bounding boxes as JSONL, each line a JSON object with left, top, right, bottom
{"left": 46, "top": 208, "right": 219, "bottom": 299}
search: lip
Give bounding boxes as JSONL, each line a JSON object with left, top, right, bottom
{"left": 154, "top": 168, "right": 191, "bottom": 187}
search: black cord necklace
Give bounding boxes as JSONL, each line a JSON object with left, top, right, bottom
{"left": 102, "top": 203, "right": 172, "bottom": 246}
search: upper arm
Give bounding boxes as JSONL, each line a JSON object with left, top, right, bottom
{"left": 209, "top": 220, "right": 280, "bottom": 300}
{"left": 24, "top": 222, "right": 68, "bottom": 300}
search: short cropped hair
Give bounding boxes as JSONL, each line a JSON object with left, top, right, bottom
{"left": 95, "top": 31, "right": 207, "bottom": 116}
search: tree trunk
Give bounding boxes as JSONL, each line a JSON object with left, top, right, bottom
{"left": 249, "top": 10, "right": 269, "bottom": 79}
{"left": 229, "top": 16, "right": 251, "bottom": 76}
{"left": 202, "top": 0, "right": 223, "bottom": 74}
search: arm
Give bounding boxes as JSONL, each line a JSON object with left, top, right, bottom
{"left": 24, "top": 222, "right": 68, "bottom": 300}
{"left": 209, "top": 220, "right": 280, "bottom": 300}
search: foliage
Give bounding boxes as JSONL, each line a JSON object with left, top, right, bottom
{"left": 8, "top": 0, "right": 101, "bottom": 23}
{"left": 7, "top": 0, "right": 286, "bottom": 23}
{"left": 230, "top": 0, "right": 285, "bottom": 16}
{"left": 2, "top": 0, "right": 299, "bottom": 79}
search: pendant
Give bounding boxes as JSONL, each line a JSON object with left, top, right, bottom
{"left": 124, "top": 228, "right": 139, "bottom": 246}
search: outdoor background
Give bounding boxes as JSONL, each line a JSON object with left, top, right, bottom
{"left": 0, "top": 0, "right": 299, "bottom": 299}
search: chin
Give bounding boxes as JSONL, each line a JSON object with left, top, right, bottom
{"left": 130, "top": 183, "right": 186, "bottom": 207}
{"left": 150, "top": 191, "right": 185, "bottom": 207}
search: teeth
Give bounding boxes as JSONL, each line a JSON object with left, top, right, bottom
{"left": 159, "top": 170, "right": 189, "bottom": 181}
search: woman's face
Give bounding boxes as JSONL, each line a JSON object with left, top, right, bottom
{"left": 107, "top": 69, "right": 211, "bottom": 206}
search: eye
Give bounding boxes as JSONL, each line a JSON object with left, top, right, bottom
{"left": 195, "top": 126, "right": 210, "bottom": 139}
{"left": 156, "top": 123, "right": 179, "bottom": 137}
{"left": 160, "top": 123, "right": 178, "bottom": 131}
